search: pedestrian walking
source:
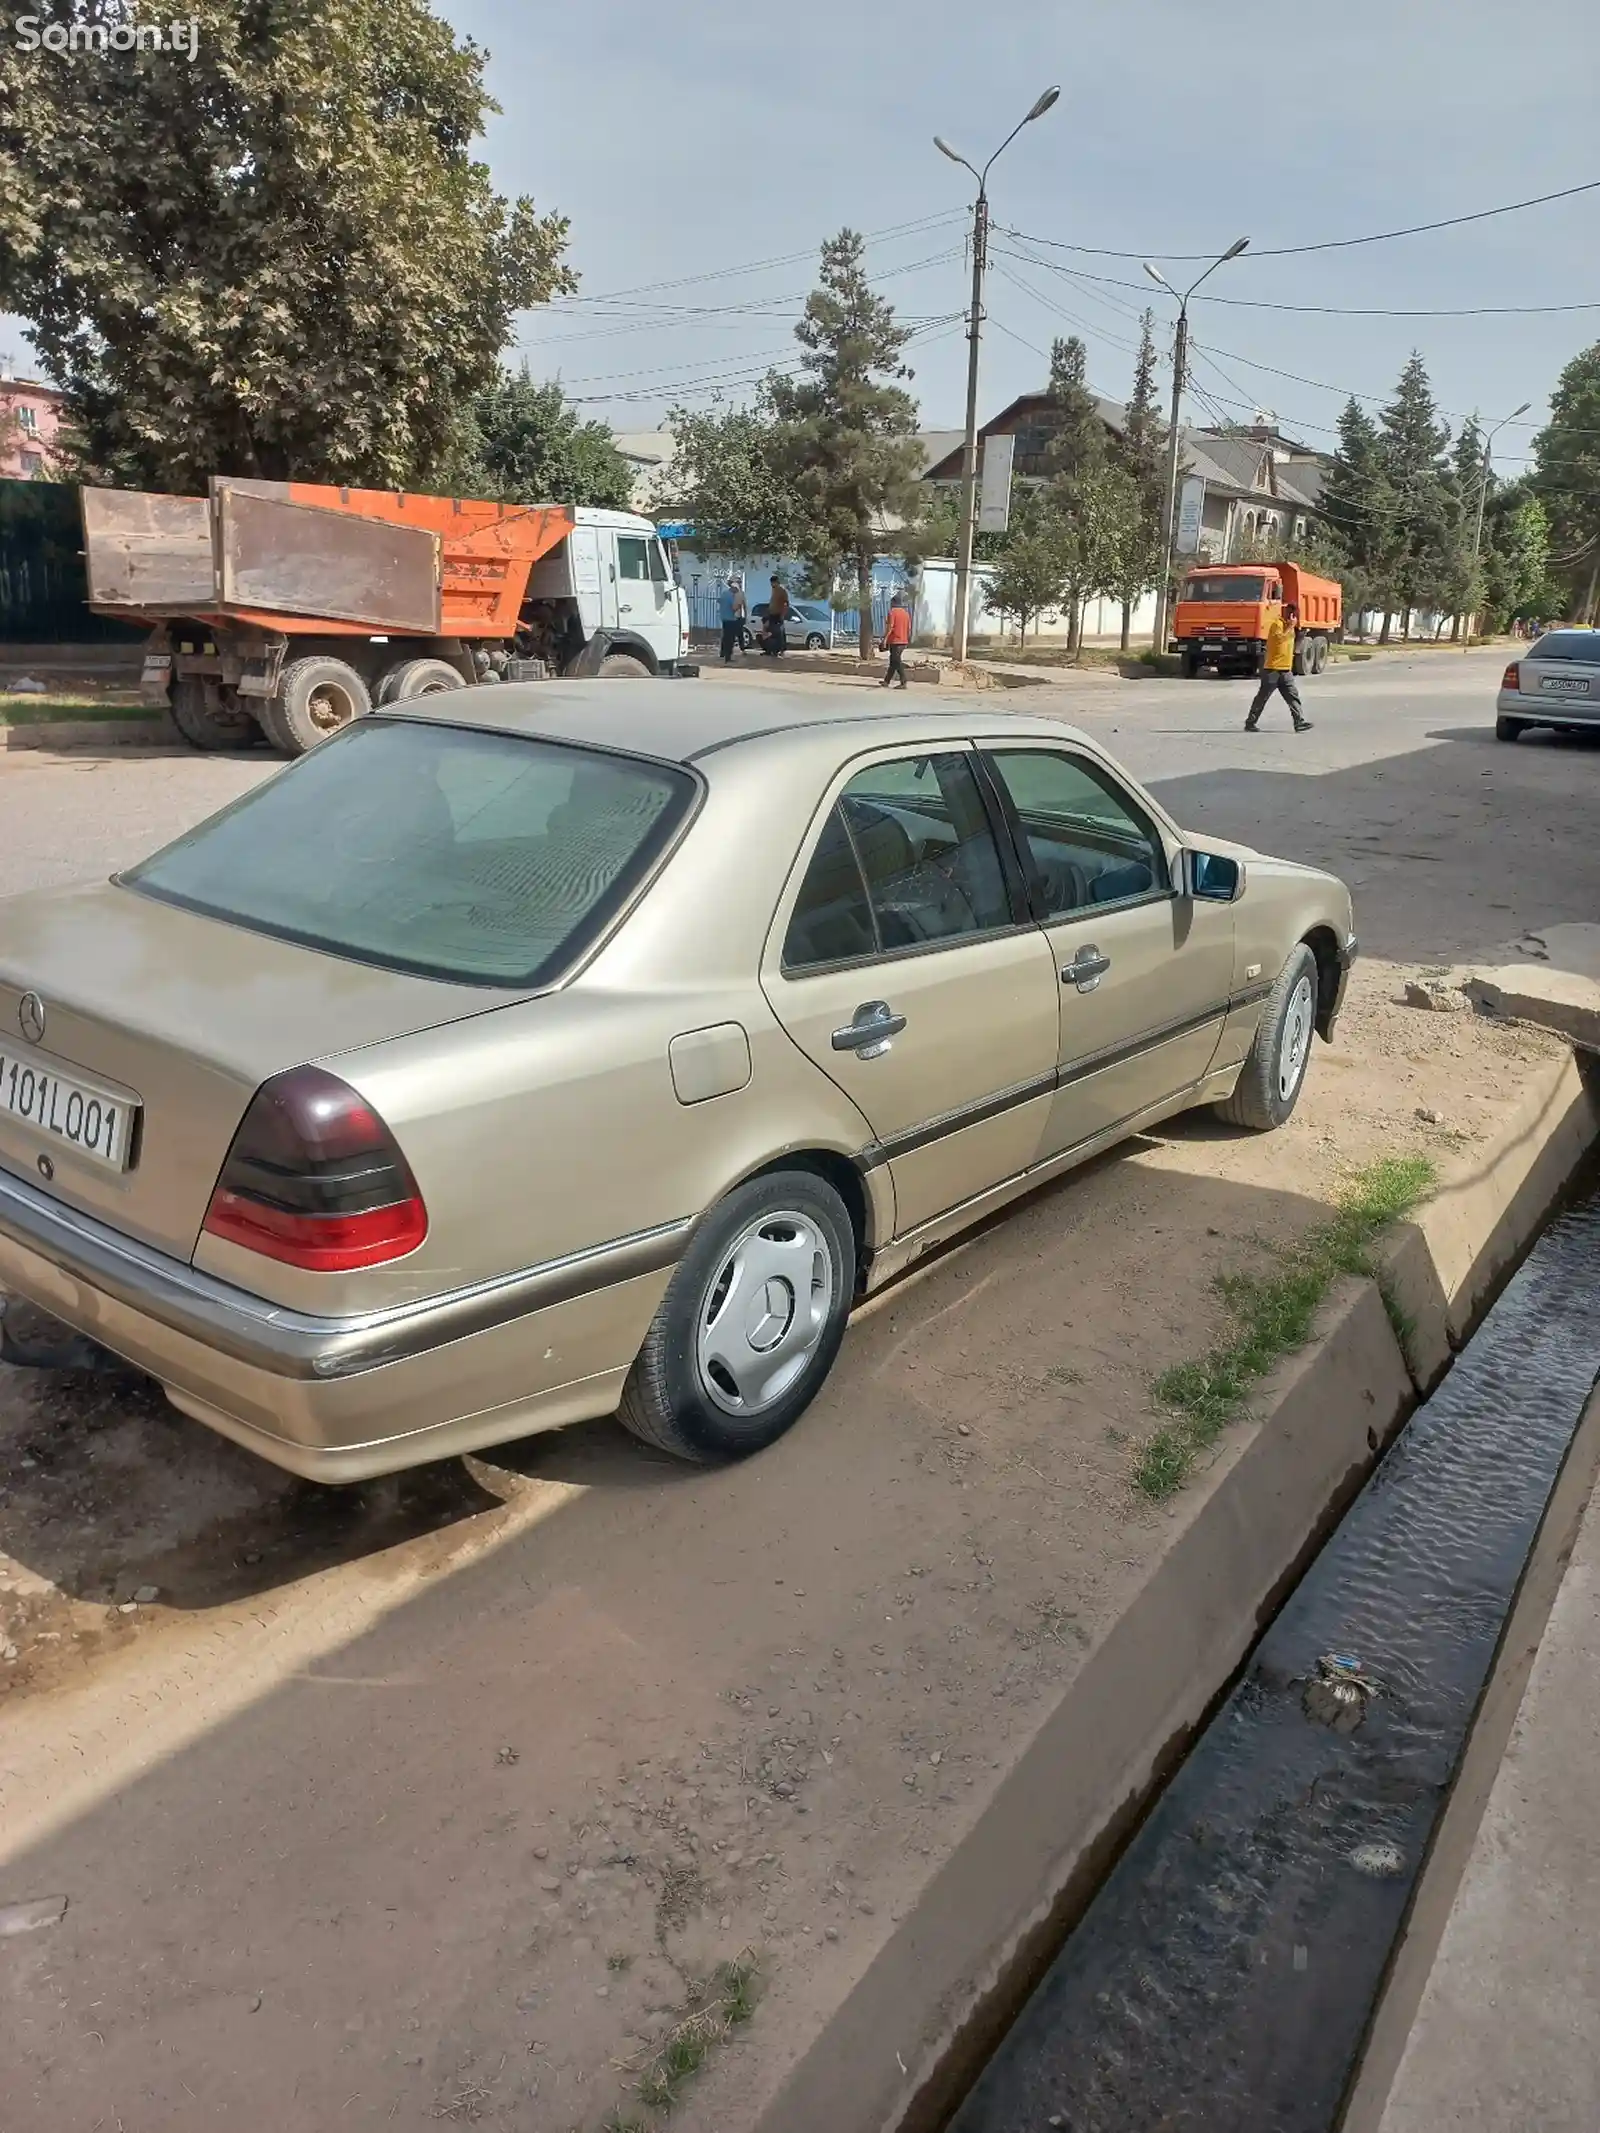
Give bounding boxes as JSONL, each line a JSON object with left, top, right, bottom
{"left": 718, "top": 576, "right": 747, "bottom": 664}
{"left": 879, "top": 593, "right": 911, "bottom": 689}
{"left": 760, "top": 576, "right": 791, "bottom": 657}
{"left": 1245, "top": 600, "right": 1313, "bottom": 733}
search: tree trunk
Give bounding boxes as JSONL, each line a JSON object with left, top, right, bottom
{"left": 1119, "top": 598, "right": 1132, "bottom": 652}
{"left": 857, "top": 552, "right": 873, "bottom": 662}
{"left": 1450, "top": 612, "right": 1462, "bottom": 642}
{"left": 1584, "top": 556, "right": 1600, "bottom": 626}
{"left": 1379, "top": 609, "right": 1393, "bottom": 644}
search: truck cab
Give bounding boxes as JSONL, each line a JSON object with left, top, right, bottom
{"left": 523, "top": 509, "right": 689, "bottom": 678}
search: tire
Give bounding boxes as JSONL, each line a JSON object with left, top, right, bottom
{"left": 617, "top": 1170, "right": 856, "bottom": 1464}
{"left": 380, "top": 657, "right": 466, "bottom": 704}
{"left": 168, "top": 675, "right": 260, "bottom": 751}
{"left": 804, "top": 632, "right": 828, "bottom": 651}
{"left": 599, "top": 652, "right": 652, "bottom": 679}
{"left": 1180, "top": 648, "right": 1200, "bottom": 678}
{"left": 261, "top": 656, "right": 371, "bottom": 755}
{"left": 1495, "top": 715, "right": 1525, "bottom": 742}
{"left": 1292, "top": 642, "right": 1308, "bottom": 676}
{"left": 1216, "top": 942, "right": 1319, "bottom": 1132}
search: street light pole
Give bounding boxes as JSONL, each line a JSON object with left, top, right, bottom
{"left": 936, "top": 85, "right": 1059, "bottom": 666}
{"left": 1144, "top": 239, "right": 1250, "bottom": 654}
{"left": 1468, "top": 400, "right": 1531, "bottom": 641}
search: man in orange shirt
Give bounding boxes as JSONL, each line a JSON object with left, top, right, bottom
{"left": 880, "top": 594, "right": 912, "bottom": 689}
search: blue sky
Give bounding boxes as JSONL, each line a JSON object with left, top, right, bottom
{"left": 6, "top": 0, "right": 1597, "bottom": 474}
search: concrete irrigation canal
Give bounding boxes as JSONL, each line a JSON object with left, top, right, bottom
{"left": 946, "top": 1175, "right": 1600, "bottom": 2132}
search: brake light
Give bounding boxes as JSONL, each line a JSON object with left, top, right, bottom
{"left": 202, "top": 1066, "right": 427, "bottom": 1271}
{"left": 1502, "top": 661, "right": 1520, "bottom": 690}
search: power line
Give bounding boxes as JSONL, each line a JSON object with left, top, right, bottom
{"left": 544, "top": 212, "right": 967, "bottom": 311}
{"left": 1001, "top": 176, "right": 1600, "bottom": 264}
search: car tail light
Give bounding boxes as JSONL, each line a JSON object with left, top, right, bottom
{"left": 202, "top": 1066, "right": 427, "bottom": 1271}
{"left": 1502, "top": 661, "right": 1520, "bottom": 690}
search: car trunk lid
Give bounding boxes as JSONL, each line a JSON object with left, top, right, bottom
{"left": 0, "top": 882, "right": 519, "bottom": 1259}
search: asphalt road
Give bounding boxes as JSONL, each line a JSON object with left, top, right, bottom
{"left": 1, "top": 649, "right": 1592, "bottom": 962}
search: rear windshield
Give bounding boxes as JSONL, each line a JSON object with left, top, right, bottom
{"left": 1531, "top": 631, "right": 1600, "bottom": 664}
{"left": 1183, "top": 574, "right": 1267, "bottom": 602}
{"left": 123, "top": 718, "right": 696, "bottom": 987}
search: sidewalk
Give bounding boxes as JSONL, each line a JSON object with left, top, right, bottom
{"left": 1374, "top": 1427, "right": 1600, "bottom": 2131}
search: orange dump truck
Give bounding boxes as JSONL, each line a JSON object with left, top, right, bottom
{"left": 1171, "top": 561, "right": 1342, "bottom": 678}
{"left": 81, "top": 478, "right": 692, "bottom": 754}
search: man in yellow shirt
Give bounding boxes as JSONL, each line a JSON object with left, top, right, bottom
{"left": 1245, "top": 601, "right": 1313, "bottom": 733}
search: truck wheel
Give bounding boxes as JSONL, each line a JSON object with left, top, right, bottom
{"left": 168, "top": 676, "right": 260, "bottom": 752}
{"left": 1180, "top": 648, "right": 1200, "bottom": 678}
{"left": 380, "top": 657, "right": 467, "bottom": 704}
{"left": 599, "top": 652, "right": 651, "bottom": 679}
{"left": 1292, "top": 642, "right": 1308, "bottom": 676}
{"left": 261, "top": 656, "right": 371, "bottom": 755}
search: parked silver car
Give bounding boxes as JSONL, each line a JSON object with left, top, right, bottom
{"left": 1496, "top": 630, "right": 1600, "bottom": 740}
{"left": 751, "top": 599, "right": 834, "bottom": 651}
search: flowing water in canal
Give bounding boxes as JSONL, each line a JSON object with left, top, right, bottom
{"left": 950, "top": 1185, "right": 1600, "bottom": 2133}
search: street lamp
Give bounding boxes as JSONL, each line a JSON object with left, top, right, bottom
{"left": 1143, "top": 237, "right": 1251, "bottom": 652}
{"left": 1468, "top": 400, "right": 1532, "bottom": 642}
{"left": 934, "top": 85, "right": 1060, "bottom": 665}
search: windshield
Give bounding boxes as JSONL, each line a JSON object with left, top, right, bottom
{"left": 1183, "top": 575, "right": 1267, "bottom": 602}
{"left": 123, "top": 718, "right": 696, "bottom": 987}
{"left": 1531, "top": 631, "right": 1600, "bottom": 664}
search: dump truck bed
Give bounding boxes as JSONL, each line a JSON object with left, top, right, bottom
{"left": 81, "top": 482, "right": 577, "bottom": 638}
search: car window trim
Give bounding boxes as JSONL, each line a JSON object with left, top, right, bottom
{"left": 978, "top": 744, "right": 1175, "bottom": 925}
{"left": 778, "top": 743, "right": 1034, "bottom": 978}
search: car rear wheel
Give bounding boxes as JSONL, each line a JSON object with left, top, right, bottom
{"left": 804, "top": 632, "right": 828, "bottom": 651}
{"left": 1495, "top": 715, "right": 1526, "bottom": 742}
{"left": 262, "top": 656, "right": 371, "bottom": 754}
{"left": 1215, "top": 943, "right": 1319, "bottom": 1132}
{"left": 617, "top": 1170, "right": 856, "bottom": 1464}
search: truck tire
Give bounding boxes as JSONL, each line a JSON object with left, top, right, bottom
{"left": 1180, "top": 647, "right": 1200, "bottom": 678}
{"left": 261, "top": 656, "right": 371, "bottom": 755}
{"left": 380, "top": 657, "right": 467, "bottom": 704}
{"left": 1292, "top": 640, "right": 1308, "bottom": 676}
{"left": 169, "top": 676, "right": 260, "bottom": 752}
{"left": 599, "top": 652, "right": 651, "bottom": 679}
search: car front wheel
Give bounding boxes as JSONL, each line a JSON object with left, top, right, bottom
{"left": 1216, "top": 943, "right": 1319, "bottom": 1132}
{"left": 617, "top": 1170, "right": 856, "bottom": 1463}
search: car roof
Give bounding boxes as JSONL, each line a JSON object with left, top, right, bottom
{"left": 392, "top": 679, "right": 1095, "bottom": 766}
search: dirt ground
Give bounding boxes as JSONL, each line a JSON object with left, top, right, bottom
{"left": 0, "top": 963, "right": 1563, "bottom": 2132}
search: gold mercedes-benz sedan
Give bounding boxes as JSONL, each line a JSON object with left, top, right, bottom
{"left": 0, "top": 687, "right": 1355, "bottom": 1481}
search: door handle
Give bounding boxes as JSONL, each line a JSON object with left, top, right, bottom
{"left": 831, "top": 1000, "right": 906, "bottom": 1057}
{"left": 1063, "top": 946, "right": 1111, "bottom": 992}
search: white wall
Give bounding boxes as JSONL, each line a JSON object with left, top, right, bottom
{"left": 913, "top": 559, "right": 1159, "bottom": 648}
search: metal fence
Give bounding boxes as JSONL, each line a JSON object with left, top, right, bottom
{"left": 0, "top": 480, "right": 143, "bottom": 643}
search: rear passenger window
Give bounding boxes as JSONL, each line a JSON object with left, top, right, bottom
{"left": 783, "top": 752, "right": 1014, "bottom": 970}
{"left": 987, "top": 750, "right": 1168, "bottom": 918}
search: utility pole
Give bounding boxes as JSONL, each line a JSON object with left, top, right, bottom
{"left": 1144, "top": 238, "right": 1250, "bottom": 653}
{"left": 935, "top": 87, "right": 1059, "bottom": 667}
{"left": 1468, "top": 400, "right": 1531, "bottom": 643}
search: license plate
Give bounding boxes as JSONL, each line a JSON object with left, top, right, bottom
{"left": 1540, "top": 675, "right": 1591, "bottom": 695}
{"left": 0, "top": 1044, "right": 137, "bottom": 1170}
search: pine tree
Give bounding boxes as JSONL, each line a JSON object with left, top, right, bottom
{"left": 768, "top": 230, "right": 924, "bottom": 658}
{"left": 1318, "top": 397, "right": 1390, "bottom": 617}
{"left": 1533, "top": 339, "right": 1600, "bottom": 622}
{"left": 1110, "top": 311, "right": 1166, "bottom": 649}
{"left": 1447, "top": 419, "right": 1488, "bottom": 637}
{"left": 1375, "top": 353, "right": 1454, "bottom": 639}
{"left": 1044, "top": 336, "right": 1106, "bottom": 482}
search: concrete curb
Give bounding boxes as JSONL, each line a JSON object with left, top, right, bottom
{"left": 0, "top": 717, "right": 175, "bottom": 751}
{"left": 750, "top": 1050, "right": 1600, "bottom": 2133}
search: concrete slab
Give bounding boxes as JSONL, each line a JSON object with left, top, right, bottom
{"left": 1375, "top": 1417, "right": 1600, "bottom": 2133}
{"left": 1467, "top": 964, "right": 1600, "bottom": 1052}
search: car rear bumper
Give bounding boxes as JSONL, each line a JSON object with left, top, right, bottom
{"left": 0, "top": 1162, "right": 685, "bottom": 1479}
{"left": 1499, "top": 687, "right": 1600, "bottom": 724}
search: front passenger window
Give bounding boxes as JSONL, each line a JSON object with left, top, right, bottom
{"left": 987, "top": 750, "right": 1167, "bottom": 918}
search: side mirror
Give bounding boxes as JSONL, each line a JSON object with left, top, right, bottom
{"left": 1183, "top": 848, "right": 1244, "bottom": 903}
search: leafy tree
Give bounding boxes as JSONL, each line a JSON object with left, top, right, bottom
{"left": 767, "top": 229, "right": 924, "bottom": 658}
{"left": 1053, "top": 460, "right": 1143, "bottom": 652}
{"left": 449, "top": 367, "right": 633, "bottom": 509}
{"left": 985, "top": 507, "right": 1071, "bottom": 645}
{"left": 1109, "top": 310, "right": 1166, "bottom": 647}
{"left": 663, "top": 398, "right": 809, "bottom": 558}
{"left": 1533, "top": 339, "right": 1600, "bottom": 622}
{"left": 1374, "top": 353, "right": 1454, "bottom": 639}
{"left": 0, "top": 0, "right": 573, "bottom": 490}
{"left": 897, "top": 484, "right": 1007, "bottom": 570}
{"left": 1482, "top": 483, "right": 1552, "bottom": 628}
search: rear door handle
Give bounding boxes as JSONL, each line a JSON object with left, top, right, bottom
{"left": 1063, "top": 946, "right": 1111, "bottom": 992}
{"left": 832, "top": 1000, "right": 906, "bottom": 1057}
